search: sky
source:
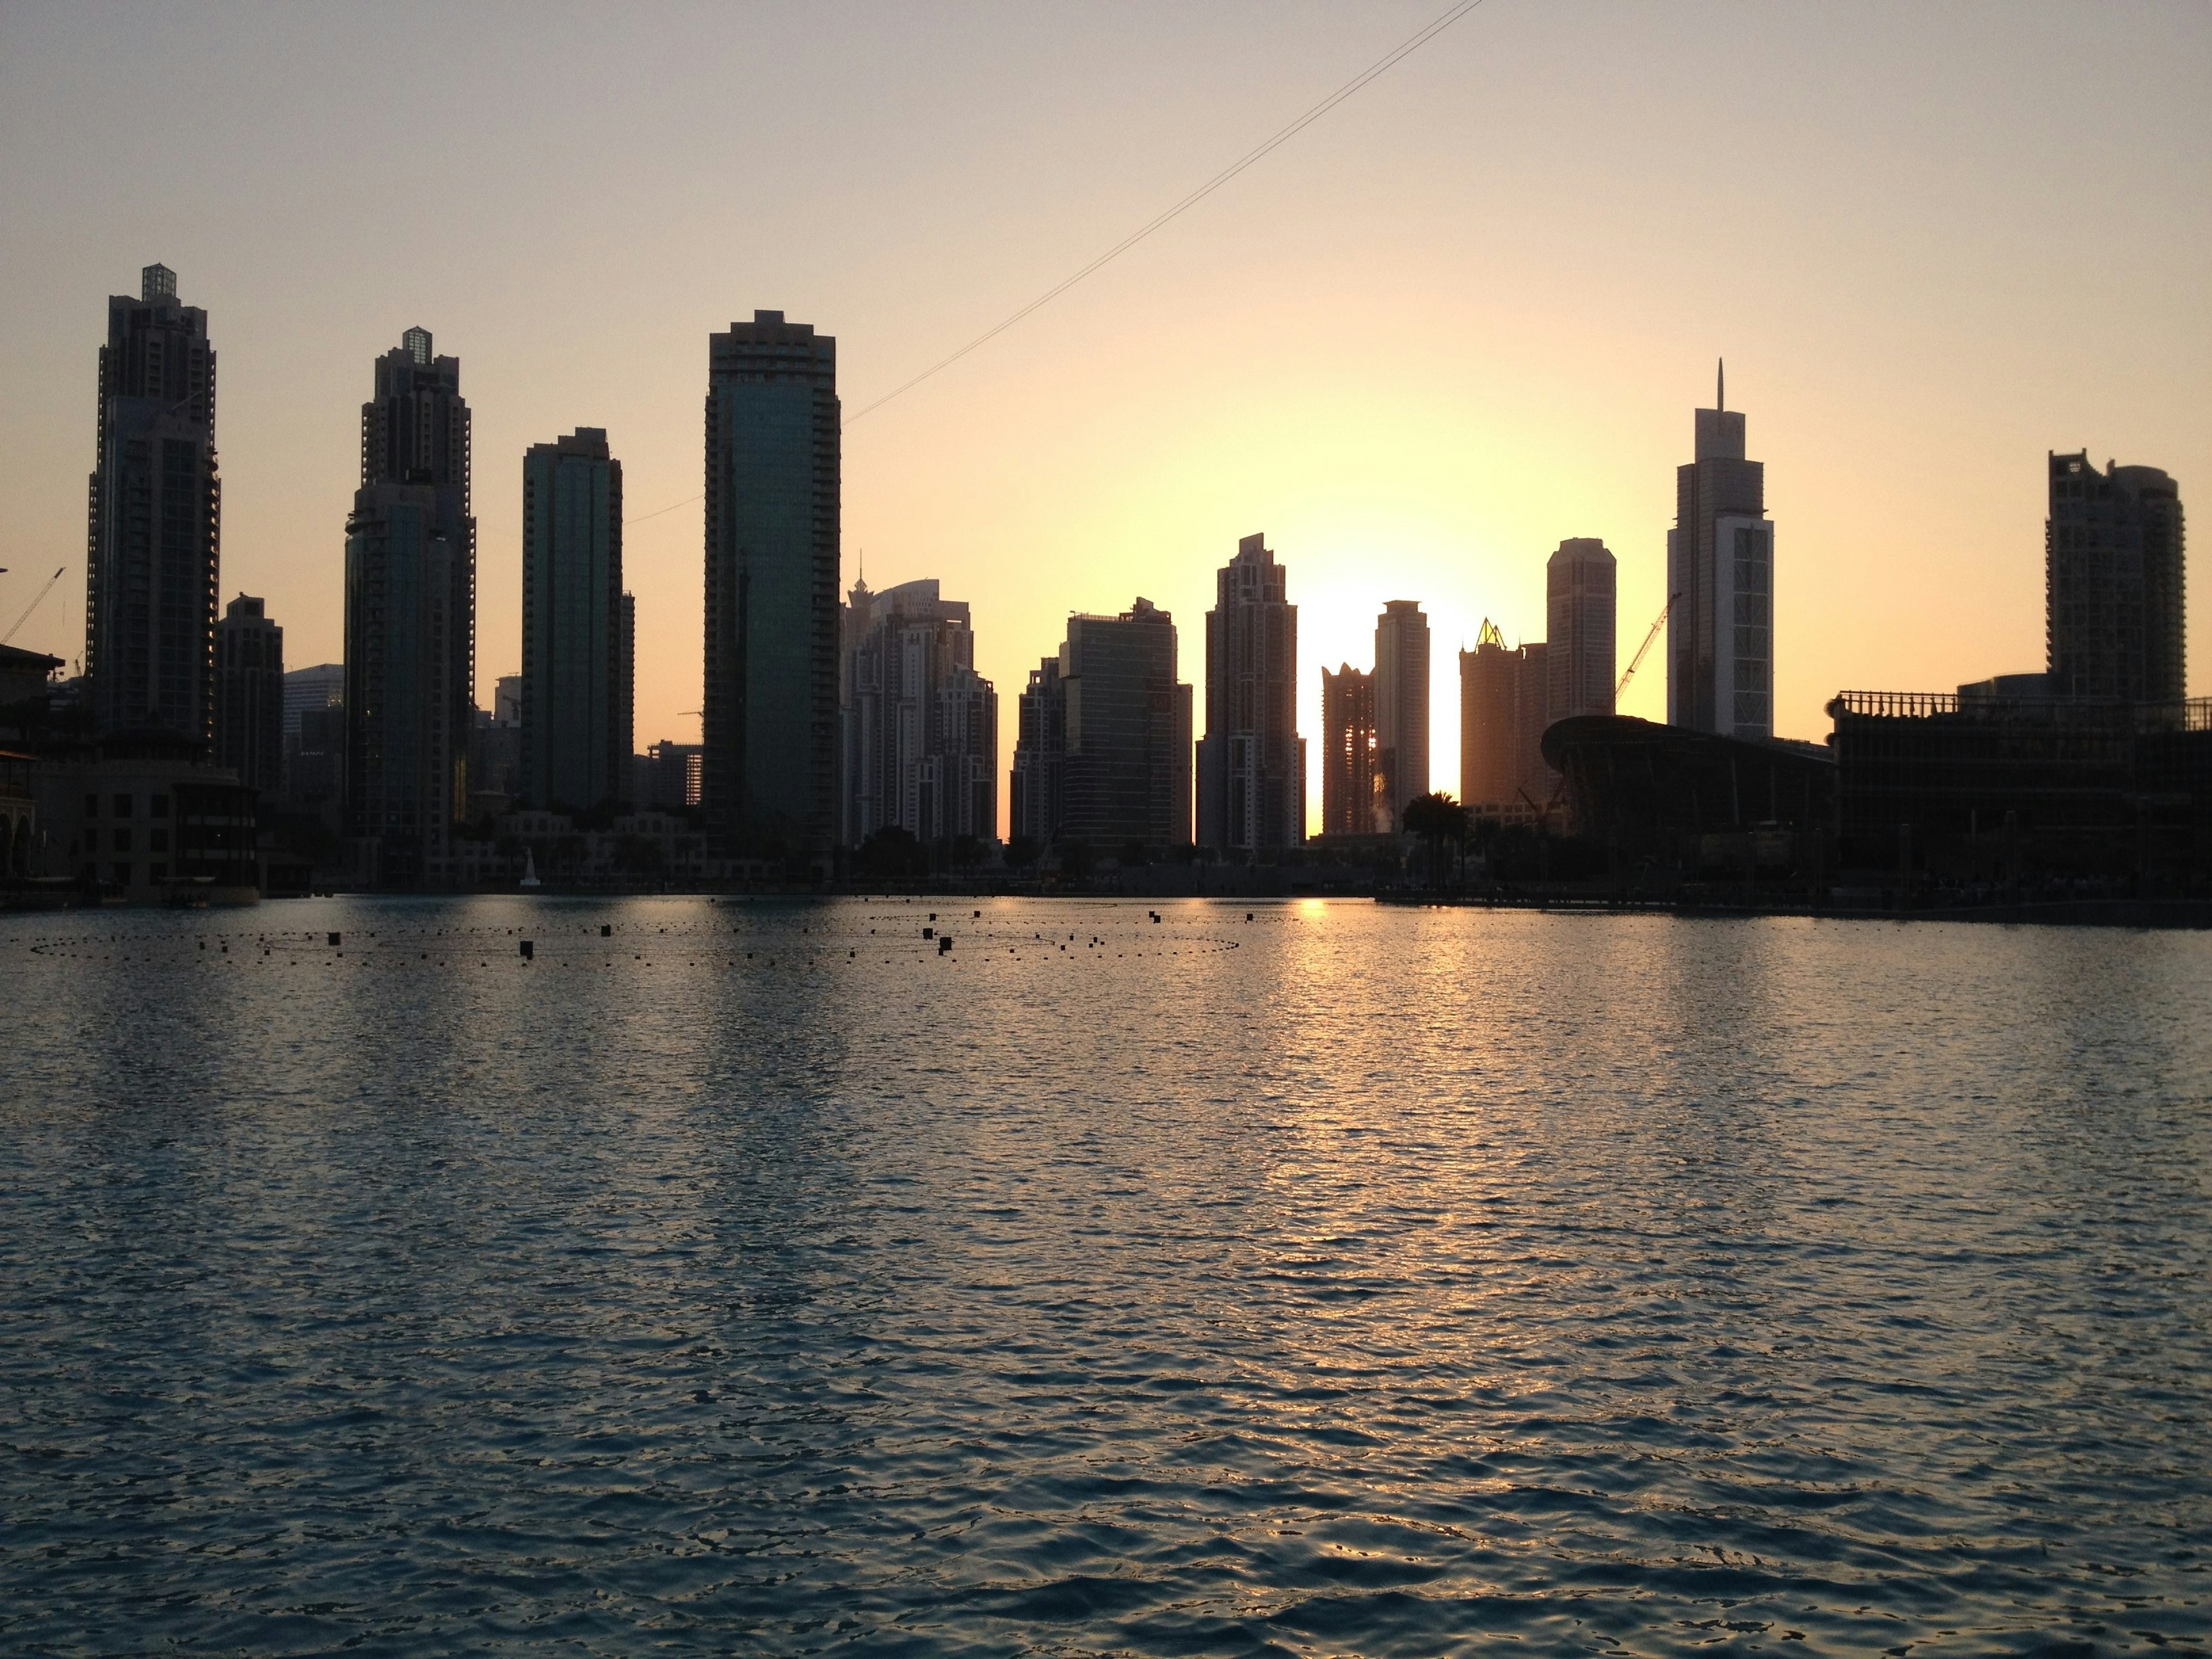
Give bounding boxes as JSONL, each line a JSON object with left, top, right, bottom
{"left": 2, "top": 1, "right": 2207, "bottom": 836}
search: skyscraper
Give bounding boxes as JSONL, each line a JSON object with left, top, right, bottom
{"left": 1546, "top": 539, "right": 1617, "bottom": 720}
{"left": 1012, "top": 600, "right": 1191, "bottom": 851}
{"left": 702, "top": 310, "right": 839, "bottom": 865}
{"left": 2047, "top": 453, "right": 2186, "bottom": 704}
{"left": 1197, "top": 533, "right": 1304, "bottom": 851}
{"left": 1373, "top": 600, "right": 1430, "bottom": 828}
{"left": 214, "top": 594, "right": 283, "bottom": 794}
{"left": 1667, "top": 364, "right": 1772, "bottom": 739}
{"left": 520, "top": 427, "right": 628, "bottom": 812}
{"left": 1460, "top": 622, "right": 1555, "bottom": 815}
{"left": 1320, "top": 664, "right": 1380, "bottom": 836}
{"left": 840, "top": 577, "right": 998, "bottom": 847}
{"left": 344, "top": 325, "right": 476, "bottom": 883}
{"left": 85, "top": 264, "right": 219, "bottom": 742}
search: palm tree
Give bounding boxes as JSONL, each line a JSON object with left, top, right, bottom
{"left": 1400, "top": 791, "right": 1469, "bottom": 889}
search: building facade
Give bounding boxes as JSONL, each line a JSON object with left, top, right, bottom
{"left": 1546, "top": 537, "right": 1618, "bottom": 721}
{"left": 2047, "top": 452, "right": 2185, "bottom": 704}
{"left": 1012, "top": 599, "right": 1191, "bottom": 851}
{"left": 344, "top": 325, "right": 476, "bottom": 884}
{"left": 1197, "top": 533, "right": 1304, "bottom": 851}
{"left": 520, "top": 427, "right": 629, "bottom": 812}
{"left": 214, "top": 593, "right": 283, "bottom": 794}
{"left": 840, "top": 577, "right": 998, "bottom": 848}
{"left": 702, "top": 310, "right": 839, "bottom": 865}
{"left": 282, "top": 662, "right": 344, "bottom": 813}
{"left": 1373, "top": 600, "right": 1429, "bottom": 829}
{"left": 1320, "top": 664, "right": 1380, "bottom": 836}
{"left": 86, "top": 264, "right": 220, "bottom": 743}
{"left": 1667, "top": 366, "right": 1773, "bottom": 740}
{"left": 1460, "top": 622, "right": 1556, "bottom": 816}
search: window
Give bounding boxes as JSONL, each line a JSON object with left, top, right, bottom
{"left": 150, "top": 794, "right": 170, "bottom": 817}
{"left": 149, "top": 863, "right": 167, "bottom": 882}
{"left": 85, "top": 794, "right": 100, "bottom": 819}
{"left": 113, "top": 862, "right": 132, "bottom": 885}
{"left": 113, "top": 793, "right": 133, "bottom": 818}
{"left": 113, "top": 828, "right": 132, "bottom": 853}
{"left": 149, "top": 828, "right": 168, "bottom": 853}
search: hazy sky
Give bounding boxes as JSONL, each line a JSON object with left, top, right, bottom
{"left": 3, "top": 1, "right": 2207, "bottom": 832}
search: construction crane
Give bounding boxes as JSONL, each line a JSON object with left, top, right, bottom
{"left": 3, "top": 565, "right": 65, "bottom": 645}
{"left": 1615, "top": 592, "right": 1678, "bottom": 703}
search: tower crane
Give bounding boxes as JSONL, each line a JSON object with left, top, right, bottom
{"left": 3, "top": 565, "right": 65, "bottom": 645}
{"left": 1614, "top": 592, "right": 1678, "bottom": 704}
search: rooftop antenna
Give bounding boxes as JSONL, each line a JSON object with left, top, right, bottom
{"left": 1717, "top": 357, "right": 1725, "bottom": 413}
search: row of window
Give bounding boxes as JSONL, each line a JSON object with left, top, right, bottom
{"left": 85, "top": 792, "right": 171, "bottom": 819}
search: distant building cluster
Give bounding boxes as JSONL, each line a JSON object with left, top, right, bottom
{"left": 0, "top": 270, "right": 2194, "bottom": 900}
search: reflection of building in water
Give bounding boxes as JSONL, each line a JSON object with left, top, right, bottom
{"left": 839, "top": 576, "right": 997, "bottom": 847}
{"left": 1320, "top": 664, "right": 1380, "bottom": 835}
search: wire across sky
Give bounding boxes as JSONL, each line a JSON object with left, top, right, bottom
{"left": 622, "top": 0, "right": 1487, "bottom": 529}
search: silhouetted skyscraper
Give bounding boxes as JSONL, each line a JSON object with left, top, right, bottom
{"left": 1320, "top": 664, "right": 1380, "bottom": 835}
{"left": 1374, "top": 600, "right": 1429, "bottom": 828}
{"left": 2047, "top": 452, "right": 2186, "bottom": 704}
{"left": 702, "top": 310, "right": 839, "bottom": 865}
{"left": 344, "top": 325, "right": 476, "bottom": 882}
{"left": 1546, "top": 538, "right": 1617, "bottom": 720}
{"left": 214, "top": 594, "right": 283, "bottom": 794}
{"left": 1013, "top": 599, "right": 1190, "bottom": 851}
{"left": 840, "top": 577, "right": 998, "bottom": 847}
{"left": 520, "top": 427, "right": 627, "bottom": 812}
{"left": 86, "top": 264, "right": 219, "bottom": 742}
{"left": 1460, "top": 622, "right": 1554, "bottom": 814}
{"left": 1198, "top": 533, "right": 1304, "bottom": 851}
{"left": 1667, "top": 363, "right": 1772, "bottom": 739}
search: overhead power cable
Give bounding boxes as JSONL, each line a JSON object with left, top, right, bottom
{"left": 622, "top": 0, "right": 1486, "bottom": 525}
{"left": 841, "top": 0, "right": 1487, "bottom": 429}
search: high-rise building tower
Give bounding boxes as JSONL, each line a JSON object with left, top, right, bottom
{"left": 1320, "top": 664, "right": 1380, "bottom": 836}
{"left": 1547, "top": 539, "right": 1617, "bottom": 721}
{"left": 344, "top": 325, "right": 476, "bottom": 884}
{"left": 1667, "top": 363, "right": 1772, "bottom": 739}
{"left": 1460, "top": 622, "right": 1555, "bottom": 815}
{"left": 702, "top": 310, "right": 839, "bottom": 865}
{"left": 840, "top": 577, "right": 998, "bottom": 847}
{"left": 214, "top": 594, "right": 283, "bottom": 793}
{"left": 1012, "top": 600, "right": 1191, "bottom": 851}
{"left": 520, "top": 427, "right": 628, "bottom": 812}
{"left": 2047, "top": 453, "right": 2185, "bottom": 704}
{"left": 1197, "top": 533, "right": 1304, "bottom": 851}
{"left": 1373, "top": 600, "right": 1429, "bottom": 828}
{"left": 85, "top": 264, "right": 220, "bottom": 742}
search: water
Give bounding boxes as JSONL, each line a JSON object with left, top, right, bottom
{"left": 2, "top": 896, "right": 2208, "bottom": 1657}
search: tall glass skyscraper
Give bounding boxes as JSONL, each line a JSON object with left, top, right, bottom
{"left": 839, "top": 577, "right": 998, "bottom": 848}
{"left": 2046, "top": 452, "right": 2185, "bottom": 704}
{"left": 1546, "top": 537, "right": 1617, "bottom": 721}
{"left": 1198, "top": 533, "right": 1304, "bottom": 851}
{"left": 1666, "top": 365, "right": 1773, "bottom": 740}
{"left": 1012, "top": 600, "right": 1191, "bottom": 851}
{"left": 520, "top": 427, "right": 628, "bottom": 812}
{"left": 86, "top": 264, "right": 220, "bottom": 741}
{"left": 1319, "top": 664, "right": 1379, "bottom": 836}
{"left": 702, "top": 310, "right": 839, "bottom": 866}
{"left": 214, "top": 593, "right": 283, "bottom": 794}
{"left": 344, "top": 325, "right": 476, "bottom": 884}
{"left": 1373, "top": 599, "right": 1429, "bottom": 830}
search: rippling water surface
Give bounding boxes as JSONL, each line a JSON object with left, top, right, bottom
{"left": 3, "top": 897, "right": 2209, "bottom": 1657}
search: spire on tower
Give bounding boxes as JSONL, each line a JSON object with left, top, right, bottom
{"left": 1717, "top": 358, "right": 1725, "bottom": 414}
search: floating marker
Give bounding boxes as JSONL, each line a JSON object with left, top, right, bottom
{"left": 520, "top": 940, "right": 534, "bottom": 960}
{"left": 328, "top": 932, "right": 341, "bottom": 946}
